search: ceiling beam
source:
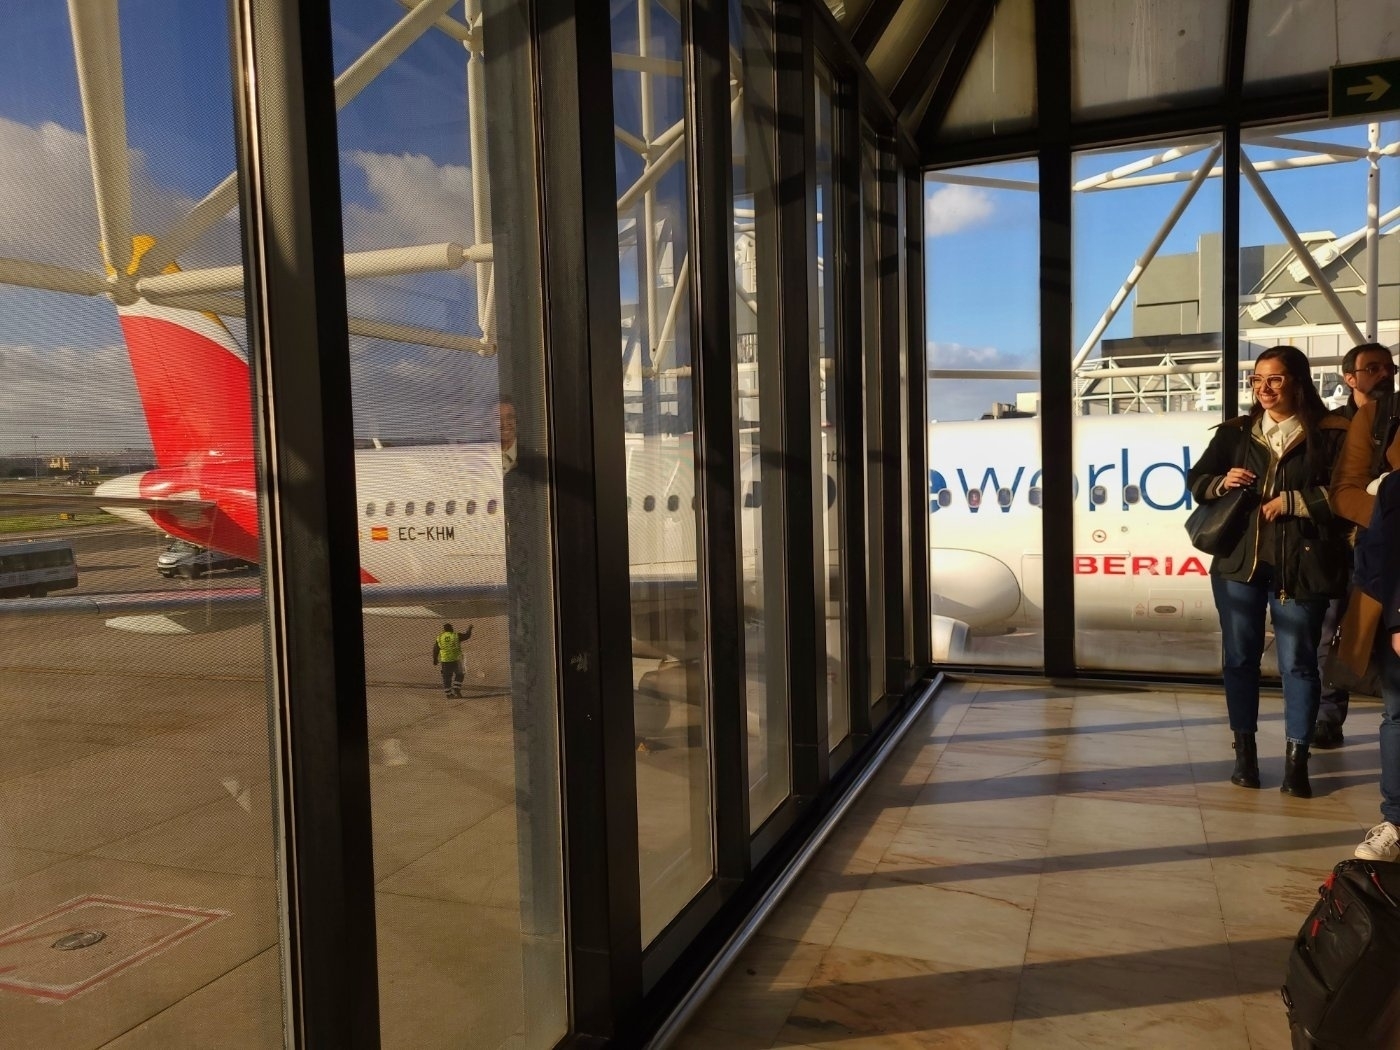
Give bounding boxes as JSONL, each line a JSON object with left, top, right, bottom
{"left": 848, "top": 0, "right": 906, "bottom": 60}
{"left": 1225, "top": 0, "right": 1251, "bottom": 101}
{"left": 889, "top": 0, "right": 992, "bottom": 117}
{"left": 904, "top": 0, "right": 997, "bottom": 142}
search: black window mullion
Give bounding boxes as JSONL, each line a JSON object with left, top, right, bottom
{"left": 685, "top": 0, "right": 748, "bottom": 883}
{"left": 904, "top": 159, "right": 931, "bottom": 670}
{"left": 838, "top": 81, "right": 871, "bottom": 739}
{"left": 775, "top": 0, "right": 827, "bottom": 795}
{"left": 228, "top": 0, "right": 378, "bottom": 1045}
{"left": 533, "top": 0, "right": 643, "bottom": 1038}
{"left": 878, "top": 141, "right": 909, "bottom": 700}
{"left": 1035, "top": 0, "right": 1075, "bottom": 678}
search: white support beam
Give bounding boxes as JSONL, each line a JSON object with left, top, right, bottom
{"left": 612, "top": 53, "right": 683, "bottom": 77}
{"left": 925, "top": 171, "right": 1039, "bottom": 192}
{"left": 0, "top": 257, "right": 110, "bottom": 298}
{"left": 1241, "top": 154, "right": 1367, "bottom": 346}
{"left": 1086, "top": 152, "right": 1355, "bottom": 191}
{"left": 1073, "top": 140, "right": 1215, "bottom": 193}
{"left": 149, "top": 291, "right": 493, "bottom": 355}
{"left": 1368, "top": 123, "right": 1382, "bottom": 341}
{"left": 139, "top": 0, "right": 461, "bottom": 276}
{"left": 68, "top": 0, "right": 133, "bottom": 277}
{"left": 394, "top": 0, "right": 477, "bottom": 46}
{"left": 1072, "top": 144, "right": 1222, "bottom": 371}
{"left": 1248, "top": 134, "right": 1373, "bottom": 159}
{"left": 136, "top": 243, "right": 481, "bottom": 299}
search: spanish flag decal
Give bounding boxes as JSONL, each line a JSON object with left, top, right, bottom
{"left": 371, "top": 526, "right": 389, "bottom": 541}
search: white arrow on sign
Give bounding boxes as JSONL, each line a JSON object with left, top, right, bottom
{"left": 1347, "top": 74, "right": 1392, "bottom": 103}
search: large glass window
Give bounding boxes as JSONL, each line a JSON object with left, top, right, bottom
{"left": 815, "top": 59, "right": 850, "bottom": 750}
{"left": 612, "top": 0, "right": 715, "bottom": 945}
{"left": 0, "top": 5, "right": 284, "bottom": 1045}
{"left": 330, "top": 1, "right": 566, "bottom": 1044}
{"left": 925, "top": 160, "right": 1042, "bottom": 669}
{"left": 1071, "top": 136, "right": 1224, "bottom": 674}
{"left": 732, "top": 0, "right": 790, "bottom": 832}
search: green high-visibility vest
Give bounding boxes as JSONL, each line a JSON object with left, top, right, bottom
{"left": 437, "top": 630, "right": 461, "bottom": 663}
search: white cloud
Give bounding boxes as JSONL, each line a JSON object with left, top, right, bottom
{"left": 927, "top": 340, "right": 1032, "bottom": 369}
{"left": 343, "top": 150, "right": 477, "bottom": 252}
{"left": 924, "top": 184, "right": 994, "bottom": 238}
{"left": 0, "top": 115, "right": 237, "bottom": 273}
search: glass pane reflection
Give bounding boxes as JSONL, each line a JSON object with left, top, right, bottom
{"left": 0, "top": 5, "right": 284, "bottom": 1046}
{"left": 331, "top": 0, "right": 567, "bottom": 1044}
{"left": 732, "top": 0, "right": 790, "bottom": 832}
{"left": 612, "top": 0, "right": 715, "bottom": 945}
{"left": 815, "top": 60, "right": 850, "bottom": 750}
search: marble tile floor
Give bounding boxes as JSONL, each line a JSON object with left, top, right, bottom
{"left": 674, "top": 680, "right": 1387, "bottom": 1049}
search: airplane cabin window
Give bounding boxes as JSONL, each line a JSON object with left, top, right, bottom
{"left": 997, "top": 487, "right": 1012, "bottom": 508}
{"left": 425, "top": 501, "right": 435, "bottom": 515}
{"left": 385, "top": 501, "right": 396, "bottom": 516}
{"left": 643, "top": 495, "right": 656, "bottom": 512}
{"left": 487, "top": 499, "right": 498, "bottom": 515}
{"left": 1029, "top": 487, "right": 1042, "bottom": 507}
{"left": 667, "top": 495, "right": 680, "bottom": 512}
{"left": 1124, "top": 484, "right": 1141, "bottom": 504}
{"left": 405, "top": 501, "right": 415, "bottom": 515}
{"left": 690, "top": 495, "right": 698, "bottom": 510}
{"left": 445, "top": 500, "right": 456, "bottom": 515}
{"left": 1091, "top": 485, "right": 1107, "bottom": 506}
{"left": 936, "top": 489, "right": 952, "bottom": 508}
{"left": 967, "top": 488, "right": 982, "bottom": 509}
{"left": 466, "top": 499, "right": 477, "bottom": 515}
{"left": 365, "top": 502, "right": 375, "bottom": 516}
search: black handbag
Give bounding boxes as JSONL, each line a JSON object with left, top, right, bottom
{"left": 1185, "top": 484, "right": 1258, "bottom": 555}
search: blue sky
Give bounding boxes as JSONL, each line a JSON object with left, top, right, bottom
{"left": 0, "top": 0, "right": 495, "bottom": 454}
{"left": 926, "top": 120, "right": 1400, "bottom": 420}
{"left": 0, "top": 3, "right": 1396, "bottom": 450}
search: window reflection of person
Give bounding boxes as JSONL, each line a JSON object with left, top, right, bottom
{"left": 498, "top": 396, "right": 518, "bottom": 475}
{"left": 1186, "top": 346, "right": 1351, "bottom": 798}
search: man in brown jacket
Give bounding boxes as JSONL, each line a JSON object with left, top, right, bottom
{"left": 1315, "top": 344, "right": 1397, "bottom": 746}
{"left": 1332, "top": 354, "right": 1400, "bottom": 862}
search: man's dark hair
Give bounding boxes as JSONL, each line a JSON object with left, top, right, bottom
{"left": 1342, "top": 342, "right": 1393, "bottom": 374}
{"left": 442, "top": 622, "right": 453, "bottom": 632}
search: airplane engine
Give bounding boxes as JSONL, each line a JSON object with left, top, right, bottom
{"left": 930, "top": 615, "right": 970, "bottom": 662}
{"left": 929, "top": 548, "right": 1022, "bottom": 629}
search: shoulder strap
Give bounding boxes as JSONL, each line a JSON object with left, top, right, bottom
{"left": 1372, "top": 391, "right": 1399, "bottom": 477}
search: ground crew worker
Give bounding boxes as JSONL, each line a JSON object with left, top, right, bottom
{"left": 432, "top": 622, "right": 473, "bottom": 698}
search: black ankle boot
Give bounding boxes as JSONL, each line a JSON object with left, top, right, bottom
{"left": 1231, "top": 732, "right": 1260, "bottom": 788}
{"left": 1281, "top": 741, "right": 1313, "bottom": 798}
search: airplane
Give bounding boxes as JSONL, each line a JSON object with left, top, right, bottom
{"left": 924, "top": 413, "right": 1217, "bottom": 661}
{"left": 1, "top": 251, "right": 1230, "bottom": 671}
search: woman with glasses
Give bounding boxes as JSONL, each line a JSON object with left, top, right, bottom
{"left": 1187, "top": 346, "right": 1352, "bottom": 796}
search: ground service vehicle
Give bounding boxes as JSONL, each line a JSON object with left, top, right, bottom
{"left": 0, "top": 540, "right": 78, "bottom": 598}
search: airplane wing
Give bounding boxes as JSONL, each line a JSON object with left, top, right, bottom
{"left": 0, "top": 490, "right": 214, "bottom": 514}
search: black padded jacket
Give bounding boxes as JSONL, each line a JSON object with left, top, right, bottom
{"left": 1185, "top": 414, "right": 1351, "bottom": 601}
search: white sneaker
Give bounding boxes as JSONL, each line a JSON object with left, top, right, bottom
{"left": 1355, "top": 822, "right": 1400, "bottom": 862}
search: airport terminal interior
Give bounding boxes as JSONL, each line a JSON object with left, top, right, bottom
{"left": 0, "top": 0, "right": 1397, "bottom": 1047}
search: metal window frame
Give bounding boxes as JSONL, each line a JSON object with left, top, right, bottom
{"left": 1034, "top": 0, "right": 1076, "bottom": 679}
{"left": 904, "top": 155, "right": 931, "bottom": 671}
{"left": 777, "top": 0, "right": 831, "bottom": 796}
{"left": 228, "top": 0, "right": 380, "bottom": 1045}
{"left": 831, "top": 55, "right": 871, "bottom": 752}
{"left": 533, "top": 0, "right": 644, "bottom": 1039}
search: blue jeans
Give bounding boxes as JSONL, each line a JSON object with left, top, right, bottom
{"left": 1212, "top": 573, "right": 1328, "bottom": 744}
{"left": 1381, "top": 644, "right": 1400, "bottom": 826}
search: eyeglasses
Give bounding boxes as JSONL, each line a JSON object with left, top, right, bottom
{"left": 1348, "top": 363, "right": 1395, "bottom": 377}
{"left": 1248, "top": 374, "right": 1287, "bottom": 390}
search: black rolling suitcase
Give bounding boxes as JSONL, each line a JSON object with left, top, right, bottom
{"left": 1282, "top": 859, "right": 1400, "bottom": 1049}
